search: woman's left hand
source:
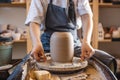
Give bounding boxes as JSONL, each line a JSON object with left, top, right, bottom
{"left": 81, "top": 42, "right": 95, "bottom": 61}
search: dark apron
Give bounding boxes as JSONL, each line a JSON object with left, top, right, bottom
{"left": 41, "top": 0, "right": 78, "bottom": 52}
{"left": 45, "top": 0, "right": 76, "bottom": 32}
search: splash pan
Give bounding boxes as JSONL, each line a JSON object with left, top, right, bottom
{"left": 36, "top": 53, "right": 88, "bottom": 73}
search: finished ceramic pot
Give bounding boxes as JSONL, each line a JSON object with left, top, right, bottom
{"left": 50, "top": 32, "right": 74, "bottom": 63}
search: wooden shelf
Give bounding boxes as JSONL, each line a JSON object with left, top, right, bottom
{"left": 13, "top": 40, "right": 26, "bottom": 43}
{"left": 99, "top": 3, "right": 120, "bottom": 8}
{"left": 98, "top": 39, "right": 111, "bottom": 42}
{"left": 0, "top": 2, "right": 26, "bottom": 7}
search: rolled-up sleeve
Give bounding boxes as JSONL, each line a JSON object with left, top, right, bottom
{"left": 25, "top": 0, "right": 45, "bottom": 26}
{"left": 77, "top": 0, "right": 93, "bottom": 16}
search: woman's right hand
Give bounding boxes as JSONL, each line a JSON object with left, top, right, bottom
{"left": 31, "top": 43, "right": 46, "bottom": 62}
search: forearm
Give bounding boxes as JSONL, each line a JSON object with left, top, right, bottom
{"left": 30, "top": 22, "right": 42, "bottom": 47}
{"left": 29, "top": 22, "right": 46, "bottom": 61}
{"left": 78, "top": 14, "right": 93, "bottom": 44}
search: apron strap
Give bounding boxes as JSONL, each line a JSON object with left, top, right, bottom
{"left": 50, "top": 0, "right": 52, "bottom": 4}
{"left": 68, "top": 0, "right": 76, "bottom": 26}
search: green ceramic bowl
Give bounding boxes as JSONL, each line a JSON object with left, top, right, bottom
{"left": 0, "top": 45, "right": 12, "bottom": 66}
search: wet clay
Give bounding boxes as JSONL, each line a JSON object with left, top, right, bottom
{"left": 50, "top": 32, "right": 74, "bottom": 63}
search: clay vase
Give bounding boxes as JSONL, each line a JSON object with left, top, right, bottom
{"left": 50, "top": 32, "right": 74, "bottom": 63}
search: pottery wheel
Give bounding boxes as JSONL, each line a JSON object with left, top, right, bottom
{"left": 36, "top": 53, "right": 88, "bottom": 73}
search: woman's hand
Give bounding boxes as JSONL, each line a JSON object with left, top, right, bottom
{"left": 29, "top": 22, "right": 46, "bottom": 62}
{"left": 31, "top": 43, "right": 46, "bottom": 62}
{"left": 81, "top": 42, "right": 95, "bottom": 61}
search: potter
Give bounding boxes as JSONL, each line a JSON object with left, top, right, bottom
{"left": 26, "top": 0, "right": 95, "bottom": 63}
